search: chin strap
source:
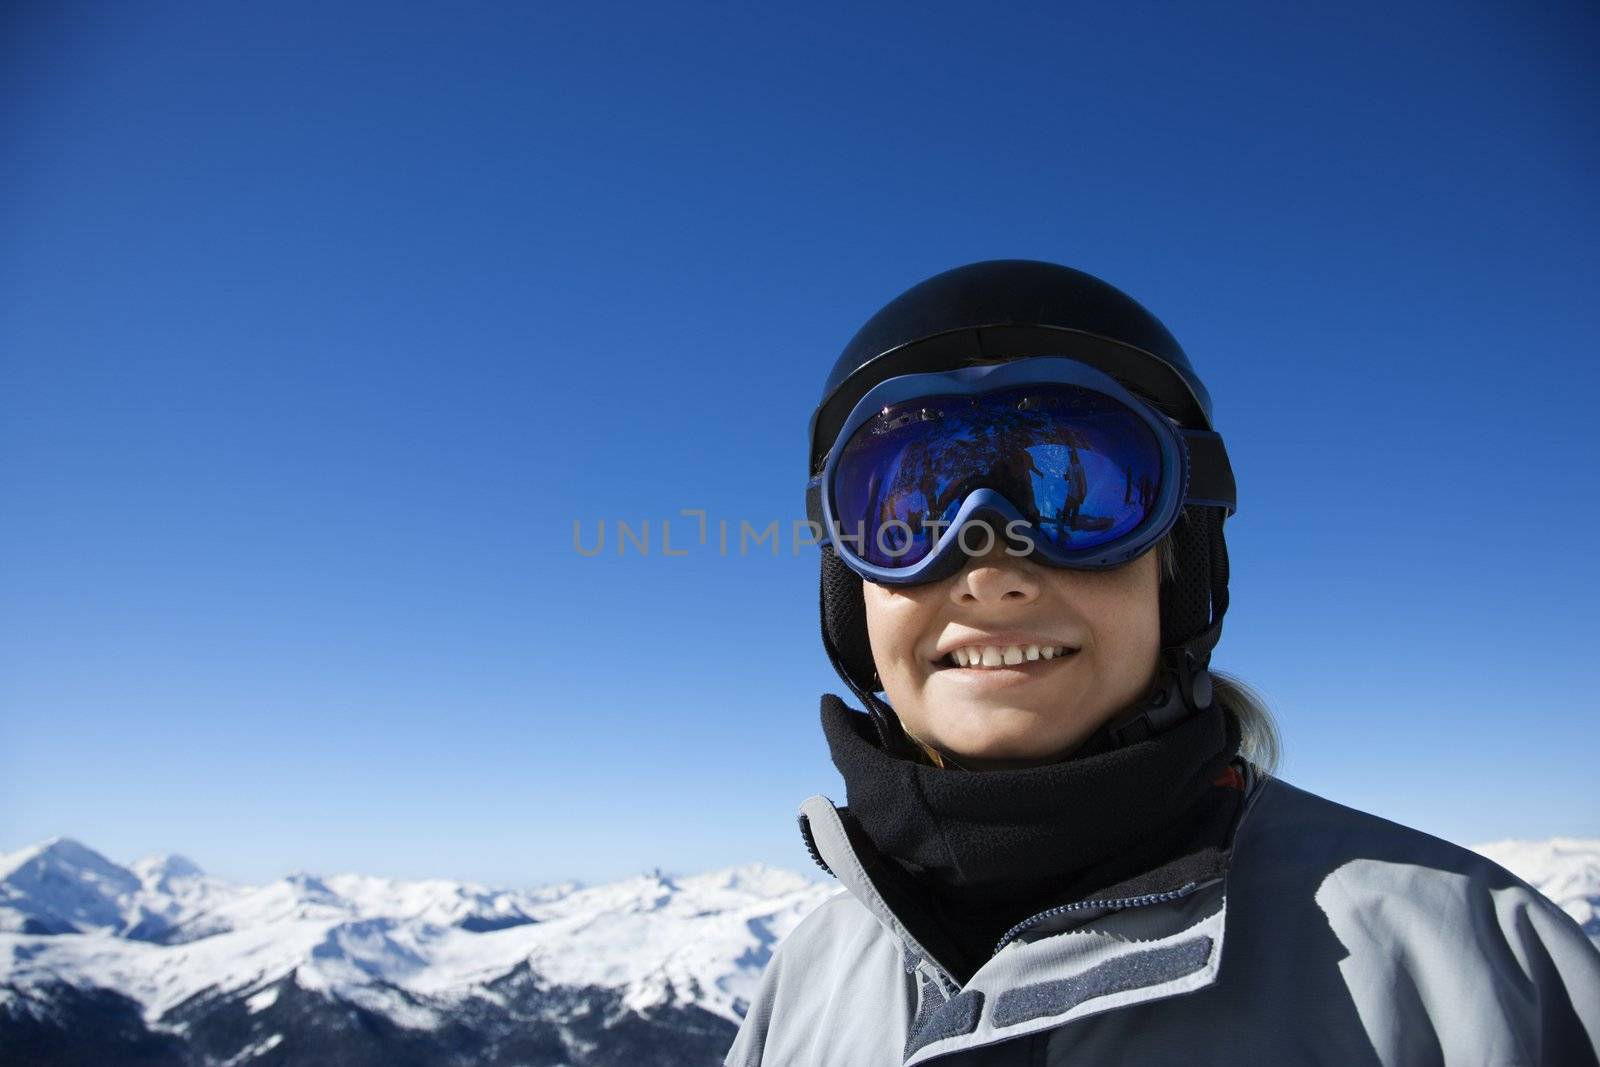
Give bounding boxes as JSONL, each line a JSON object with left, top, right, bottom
{"left": 1079, "top": 506, "right": 1230, "bottom": 757}
{"left": 1083, "top": 634, "right": 1220, "bottom": 756}
{"left": 863, "top": 690, "right": 929, "bottom": 762}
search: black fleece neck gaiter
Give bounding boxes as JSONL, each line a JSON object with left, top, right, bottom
{"left": 820, "top": 692, "right": 1243, "bottom": 982}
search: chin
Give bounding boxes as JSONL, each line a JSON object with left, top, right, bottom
{"left": 933, "top": 708, "right": 1085, "bottom": 764}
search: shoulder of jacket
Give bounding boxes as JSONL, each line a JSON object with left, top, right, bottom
{"left": 729, "top": 889, "right": 916, "bottom": 1067}
{"left": 1237, "top": 777, "right": 1567, "bottom": 926}
{"left": 1242, "top": 776, "right": 1469, "bottom": 858}
{"left": 771, "top": 887, "right": 891, "bottom": 961}
{"left": 1231, "top": 786, "right": 1600, "bottom": 1065}
{"left": 753, "top": 886, "right": 922, "bottom": 1008}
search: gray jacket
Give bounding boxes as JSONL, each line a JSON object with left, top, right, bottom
{"left": 725, "top": 770, "right": 1600, "bottom": 1065}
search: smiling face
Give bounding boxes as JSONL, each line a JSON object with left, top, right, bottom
{"left": 862, "top": 538, "right": 1163, "bottom": 769}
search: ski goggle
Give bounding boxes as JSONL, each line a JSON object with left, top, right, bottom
{"left": 806, "top": 357, "right": 1235, "bottom": 586}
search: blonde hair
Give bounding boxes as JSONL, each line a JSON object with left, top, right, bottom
{"left": 904, "top": 533, "right": 1282, "bottom": 776}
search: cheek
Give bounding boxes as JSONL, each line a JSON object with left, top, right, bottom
{"left": 1074, "top": 559, "right": 1162, "bottom": 657}
{"left": 1114, "top": 563, "right": 1162, "bottom": 659}
{"left": 1128, "top": 593, "right": 1162, "bottom": 657}
{"left": 862, "top": 585, "right": 928, "bottom": 674}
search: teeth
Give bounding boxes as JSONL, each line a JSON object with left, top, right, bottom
{"left": 946, "top": 644, "right": 1072, "bottom": 669}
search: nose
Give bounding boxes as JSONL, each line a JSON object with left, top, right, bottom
{"left": 948, "top": 541, "right": 1042, "bottom": 607}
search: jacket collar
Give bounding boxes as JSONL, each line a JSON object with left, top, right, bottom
{"left": 818, "top": 693, "right": 1243, "bottom": 983}
{"left": 798, "top": 765, "right": 1268, "bottom": 1063}
{"left": 819, "top": 693, "right": 1238, "bottom": 900}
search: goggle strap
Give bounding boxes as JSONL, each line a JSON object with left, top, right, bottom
{"left": 805, "top": 477, "right": 824, "bottom": 530}
{"left": 1180, "top": 430, "right": 1236, "bottom": 514}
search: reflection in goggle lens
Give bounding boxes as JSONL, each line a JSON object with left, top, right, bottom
{"left": 832, "top": 385, "right": 1164, "bottom": 567}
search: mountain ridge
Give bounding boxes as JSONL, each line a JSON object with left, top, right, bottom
{"left": 1, "top": 837, "right": 835, "bottom": 1065}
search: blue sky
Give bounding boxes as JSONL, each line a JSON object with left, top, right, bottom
{"left": 3, "top": 2, "right": 1595, "bottom": 887}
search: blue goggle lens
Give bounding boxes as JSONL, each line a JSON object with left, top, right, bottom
{"left": 831, "top": 384, "right": 1166, "bottom": 568}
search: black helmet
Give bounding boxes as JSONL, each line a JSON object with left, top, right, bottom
{"left": 808, "top": 259, "right": 1235, "bottom": 761}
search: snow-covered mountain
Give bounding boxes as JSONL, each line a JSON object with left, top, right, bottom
{"left": 2, "top": 835, "right": 1595, "bottom": 1065}
{"left": 0, "top": 839, "right": 834, "bottom": 1066}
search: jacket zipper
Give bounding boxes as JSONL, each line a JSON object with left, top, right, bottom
{"left": 990, "top": 762, "right": 1266, "bottom": 957}
{"left": 991, "top": 880, "right": 1208, "bottom": 957}
{"left": 797, "top": 813, "right": 834, "bottom": 877}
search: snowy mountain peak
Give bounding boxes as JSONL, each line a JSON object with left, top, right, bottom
{"left": 2, "top": 836, "right": 136, "bottom": 886}
{"left": 129, "top": 852, "right": 204, "bottom": 889}
{"left": 0, "top": 836, "right": 142, "bottom": 935}
{"left": 282, "top": 872, "right": 340, "bottom": 901}
{"left": 0, "top": 835, "right": 839, "bottom": 1060}
{"left": 686, "top": 862, "right": 822, "bottom": 899}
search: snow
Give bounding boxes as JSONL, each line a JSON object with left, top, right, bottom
{"left": 244, "top": 986, "right": 279, "bottom": 1013}
{"left": 0, "top": 838, "right": 245, "bottom": 941}
{"left": 0, "top": 838, "right": 144, "bottom": 937}
{"left": 0, "top": 840, "right": 835, "bottom": 1030}
{"left": 130, "top": 853, "right": 205, "bottom": 889}
{"left": 219, "top": 1031, "right": 283, "bottom": 1065}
